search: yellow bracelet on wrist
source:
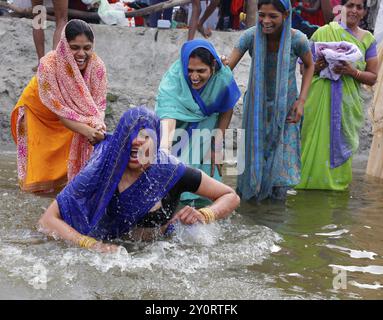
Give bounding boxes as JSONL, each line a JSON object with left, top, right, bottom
{"left": 78, "top": 235, "right": 98, "bottom": 249}
{"left": 198, "top": 207, "right": 216, "bottom": 224}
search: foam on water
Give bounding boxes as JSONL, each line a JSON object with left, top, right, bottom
{"left": 325, "top": 244, "right": 377, "bottom": 260}
{"left": 329, "top": 264, "right": 383, "bottom": 275}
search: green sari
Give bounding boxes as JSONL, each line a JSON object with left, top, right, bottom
{"left": 297, "top": 22, "right": 376, "bottom": 190}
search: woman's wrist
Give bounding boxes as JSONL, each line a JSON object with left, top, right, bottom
{"left": 198, "top": 207, "right": 216, "bottom": 223}
{"left": 77, "top": 235, "right": 98, "bottom": 249}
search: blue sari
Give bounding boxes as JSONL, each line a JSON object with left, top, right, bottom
{"left": 155, "top": 39, "right": 240, "bottom": 203}
{"left": 237, "top": 0, "right": 300, "bottom": 201}
{"left": 57, "top": 107, "right": 186, "bottom": 240}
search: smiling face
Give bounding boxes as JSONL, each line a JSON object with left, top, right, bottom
{"left": 343, "top": 0, "right": 366, "bottom": 28}
{"left": 188, "top": 56, "right": 213, "bottom": 90}
{"left": 68, "top": 34, "right": 93, "bottom": 72}
{"left": 128, "top": 129, "right": 156, "bottom": 171}
{"left": 258, "top": 4, "right": 287, "bottom": 35}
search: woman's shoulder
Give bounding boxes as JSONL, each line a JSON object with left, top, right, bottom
{"left": 359, "top": 28, "right": 376, "bottom": 46}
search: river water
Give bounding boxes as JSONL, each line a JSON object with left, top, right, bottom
{"left": 0, "top": 146, "right": 382, "bottom": 299}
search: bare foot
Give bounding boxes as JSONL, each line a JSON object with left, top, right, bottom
{"left": 197, "top": 24, "right": 212, "bottom": 38}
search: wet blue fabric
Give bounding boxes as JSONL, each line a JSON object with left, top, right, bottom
{"left": 57, "top": 107, "right": 186, "bottom": 239}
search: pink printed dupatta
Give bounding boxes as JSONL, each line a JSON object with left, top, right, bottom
{"left": 37, "top": 21, "right": 107, "bottom": 181}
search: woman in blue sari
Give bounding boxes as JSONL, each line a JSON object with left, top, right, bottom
{"left": 38, "top": 107, "right": 240, "bottom": 253}
{"left": 226, "top": 0, "right": 314, "bottom": 201}
{"left": 155, "top": 39, "right": 241, "bottom": 206}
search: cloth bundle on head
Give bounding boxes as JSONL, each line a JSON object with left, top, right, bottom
{"left": 37, "top": 20, "right": 107, "bottom": 181}
{"left": 237, "top": 0, "right": 292, "bottom": 201}
{"left": 156, "top": 39, "right": 241, "bottom": 122}
{"left": 315, "top": 41, "right": 363, "bottom": 81}
{"left": 57, "top": 107, "right": 186, "bottom": 240}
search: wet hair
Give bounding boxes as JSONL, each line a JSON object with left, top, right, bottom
{"left": 189, "top": 47, "right": 217, "bottom": 70}
{"left": 65, "top": 19, "right": 94, "bottom": 43}
{"left": 258, "top": 0, "right": 287, "bottom": 14}
{"left": 341, "top": 0, "right": 367, "bottom": 7}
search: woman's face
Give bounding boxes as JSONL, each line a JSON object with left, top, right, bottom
{"left": 343, "top": 0, "right": 366, "bottom": 27}
{"left": 68, "top": 34, "right": 93, "bottom": 71}
{"left": 258, "top": 4, "right": 287, "bottom": 35}
{"left": 128, "top": 129, "right": 156, "bottom": 171}
{"left": 188, "top": 56, "right": 213, "bottom": 90}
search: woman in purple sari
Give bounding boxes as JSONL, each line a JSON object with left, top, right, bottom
{"left": 38, "top": 107, "right": 240, "bottom": 253}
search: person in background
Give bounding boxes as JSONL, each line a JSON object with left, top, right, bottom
{"left": 188, "top": 0, "right": 221, "bottom": 40}
{"left": 11, "top": 20, "right": 107, "bottom": 193}
{"left": 297, "top": 0, "right": 378, "bottom": 190}
{"left": 225, "top": 0, "right": 314, "bottom": 201}
{"left": 31, "top": 0, "right": 69, "bottom": 71}
{"left": 155, "top": 39, "right": 240, "bottom": 207}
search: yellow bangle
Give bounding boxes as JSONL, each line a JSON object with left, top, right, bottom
{"left": 355, "top": 70, "right": 361, "bottom": 79}
{"left": 198, "top": 207, "right": 216, "bottom": 224}
{"left": 78, "top": 235, "right": 98, "bottom": 249}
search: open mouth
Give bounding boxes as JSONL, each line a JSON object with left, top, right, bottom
{"left": 130, "top": 147, "right": 139, "bottom": 162}
{"left": 75, "top": 57, "right": 87, "bottom": 67}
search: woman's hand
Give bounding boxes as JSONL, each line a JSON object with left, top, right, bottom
{"left": 220, "top": 55, "right": 229, "bottom": 66}
{"left": 170, "top": 206, "right": 206, "bottom": 225}
{"left": 90, "top": 241, "right": 120, "bottom": 253}
{"left": 286, "top": 98, "right": 305, "bottom": 123}
{"left": 314, "top": 57, "right": 328, "bottom": 74}
{"left": 332, "top": 61, "right": 356, "bottom": 76}
{"left": 86, "top": 126, "right": 105, "bottom": 145}
{"left": 95, "top": 123, "right": 106, "bottom": 134}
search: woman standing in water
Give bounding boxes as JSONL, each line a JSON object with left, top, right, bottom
{"left": 297, "top": 0, "right": 378, "bottom": 190}
{"left": 155, "top": 39, "right": 241, "bottom": 206}
{"left": 38, "top": 107, "right": 240, "bottom": 253}
{"left": 11, "top": 19, "right": 107, "bottom": 193}
{"left": 226, "top": 0, "right": 314, "bottom": 201}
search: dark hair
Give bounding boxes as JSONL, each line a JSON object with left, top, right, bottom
{"left": 65, "top": 19, "right": 94, "bottom": 42}
{"left": 189, "top": 47, "right": 216, "bottom": 70}
{"left": 258, "top": 0, "right": 287, "bottom": 14}
{"left": 341, "top": 0, "right": 367, "bottom": 7}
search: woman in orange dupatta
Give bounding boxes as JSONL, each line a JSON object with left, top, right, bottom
{"left": 11, "top": 19, "right": 107, "bottom": 193}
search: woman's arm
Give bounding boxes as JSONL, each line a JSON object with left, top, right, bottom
{"left": 38, "top": 200, "right": 118, "bottom": 253}
{"left": 59, "top": 116, "right": 105, "bottom": 145}
{"left": 226, "top": 48, "right": 245, "bottom": 70}
{"left": 287, "top": 50, "right": 315, "bottom": 123}
{"left": 332, "top": 57, "right": 378, "bottom": 86}
{"left": 159, "top": 118, "right": 177, "bottom": 152}
{"left": 211, "top": 109, "right": 234, "bottom": 176}
{"left": 170, "top": 171, "right": 240, "bottom": 225}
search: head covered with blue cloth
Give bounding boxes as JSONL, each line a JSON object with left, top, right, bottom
{"left": 155, "top": 39, "right": 241, "bottom": 122}
{"left": 237, "top": 0, "right": 293, "bottom": 201}
{"left": 57, "top": 106, "right": 186, "bottom": 239}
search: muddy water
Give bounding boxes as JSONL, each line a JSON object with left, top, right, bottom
{"left": 0, "top": 146, "right": 382, "bottom": 299}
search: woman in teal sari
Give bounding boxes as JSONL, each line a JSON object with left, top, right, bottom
{"left": 226, "top": 0, "right": 314, "bottom": 201}
{"left": 296, "top": 0, "right": 378, "bottom": 190}
{"left": 155, "top": 39, "right": 241, "bottom": 206}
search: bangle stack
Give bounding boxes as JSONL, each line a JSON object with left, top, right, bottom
{"left": 355, "top": 69, "right": 361, "bottom": 79}
{"left": 78, "top": 235, "right": 98, "bottom": 249}
{"left": 198, "top": 207, "right": 216, "bottom": 224}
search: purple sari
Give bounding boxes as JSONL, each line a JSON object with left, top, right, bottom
{"left": 57, "top": 107, "right": 186, "bottom": 239}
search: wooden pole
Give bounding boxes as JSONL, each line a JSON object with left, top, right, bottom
{"left": 124, "top": 0, "right": 191, "bottom": 18}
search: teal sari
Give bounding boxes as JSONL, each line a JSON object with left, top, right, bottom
{"left": 155, "top": 39, "right": 240, "bottom": 204}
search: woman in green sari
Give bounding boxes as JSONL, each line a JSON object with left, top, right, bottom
{"left": 155, "top": 39, "right": 241, "bottom": 206}
{"left": 297, "top": 0, "right": 378, "bottom": 190}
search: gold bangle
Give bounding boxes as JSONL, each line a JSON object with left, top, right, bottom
{"left": 355, "top": 70, "right": 361, "bottom": 79}
{"left": 198, "top": 207, "right": 216, "bottom": 224}
{"left": 78, "top": 235, "right": 98, "bottom": 249}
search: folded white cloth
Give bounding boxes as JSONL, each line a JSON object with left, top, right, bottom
{"left": 315, "top": 41, "right": 363, "bottom": 81}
